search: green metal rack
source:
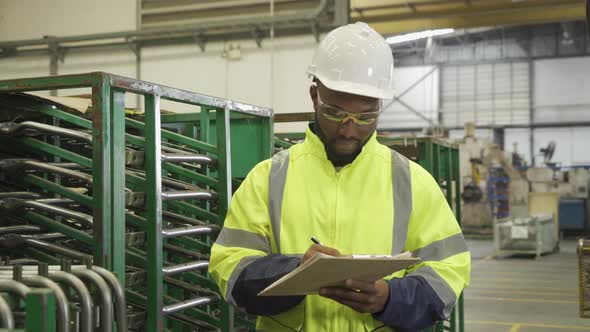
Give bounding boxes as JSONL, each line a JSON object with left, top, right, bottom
{"left": 378, "top": 136, "right": 464, "bottom": 332}
{"left": 0, "top": 72, "right": 273, "bottom": 331}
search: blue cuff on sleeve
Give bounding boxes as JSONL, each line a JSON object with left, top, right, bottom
{"left": 233, "top": 254, "right": 305, "bottom": 316}
{"left": 373, "top": 276, "right": 446, "bottom": 331}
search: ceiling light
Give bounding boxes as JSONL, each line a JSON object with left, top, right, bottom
{"left": 386, "top": 28, "right": 455, "bottom": 45}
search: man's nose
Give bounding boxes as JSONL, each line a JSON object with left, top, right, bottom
{"left": 337, "top": 117, "right": 360, "bottom": 139}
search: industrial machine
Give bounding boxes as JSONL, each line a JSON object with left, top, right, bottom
{"left": 0, "top": 72, "right": 273, "bottom": 331}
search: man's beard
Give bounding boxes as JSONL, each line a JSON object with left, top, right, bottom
{"left": 313, "top": 113, "right": 367, "bottom": 167}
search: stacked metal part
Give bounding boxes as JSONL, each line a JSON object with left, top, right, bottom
{"left": 0, "top": 73, "right": 273, "bottom": 331}
{"left": 0, "top": 262, "right": 125, "bottom": 332}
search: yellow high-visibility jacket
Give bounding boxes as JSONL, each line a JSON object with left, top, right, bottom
{"left": 210, "top": 127, "right": 470, "bottom": 331}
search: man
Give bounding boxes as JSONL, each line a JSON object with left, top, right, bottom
{"left": 210, "top": 22, "right": 470, "bottom": 331}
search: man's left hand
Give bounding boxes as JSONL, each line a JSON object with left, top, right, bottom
{"left": 319, "top": 279, "right": 390, "bottom": 314}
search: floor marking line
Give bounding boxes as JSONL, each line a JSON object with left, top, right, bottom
{"left": 467, "top": 289, "right": 577, "bottom": 297}
{"left": 467, "top": 320, "right": 590, "bottom": 330}
{"left": 467, "top": 285, "right": 577, "bottom": 291}
{"left": 466, "top": 295, "right": 577, "bottom": 304}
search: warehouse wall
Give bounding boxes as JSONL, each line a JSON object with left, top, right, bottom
{"left": 379, "top": 65, "right": 439, "bottom": 130}
{"left": 0, "top": 0, "right": 136, "bottom": 39}
{"left": 0, "top": 0, "right": 136, "bottom": 99}
{"left": 504, "top": 57, "right": 590, "bottom": 167}
{"left": 534, "top": 57, "right": 590, "bottom": 123}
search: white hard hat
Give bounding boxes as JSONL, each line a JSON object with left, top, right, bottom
{"left": 306, "top": 22, "right": 394, "bottom": 99}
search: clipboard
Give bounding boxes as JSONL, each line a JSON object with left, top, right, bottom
{"left": 258, "top": 252, "right": 419, "bottom": 296}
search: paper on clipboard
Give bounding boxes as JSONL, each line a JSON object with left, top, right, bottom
{"left": 258, "top": 251, "right": 419, "bottom": 296}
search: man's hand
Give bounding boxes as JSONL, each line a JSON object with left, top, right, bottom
{"left": 319, "top": 279, "right": 390, "bottom": 314}
{"left": 301, "top": 244, "right": 340, "bottom": 264}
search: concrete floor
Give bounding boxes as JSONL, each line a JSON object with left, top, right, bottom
{"left": 465, "top": 239, "right": 590, "bottom": 332}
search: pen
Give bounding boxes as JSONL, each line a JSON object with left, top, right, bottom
{"left": 311, "top": 236, "right": 322, "bottom": 246}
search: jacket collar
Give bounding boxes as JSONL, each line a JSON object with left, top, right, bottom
{"left": 300, "top": 123, "right": 379, "bottom": 166}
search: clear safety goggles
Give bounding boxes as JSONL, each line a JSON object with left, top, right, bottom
{"left": 316, "top": 88, "right": 382, "bottom": 126}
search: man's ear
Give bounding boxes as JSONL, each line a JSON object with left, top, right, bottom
{"left": 309, "top": 85, "right": 318, "bottom": 111}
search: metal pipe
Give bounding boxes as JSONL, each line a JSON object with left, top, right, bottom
{"left": 162, "top": 296, "right": 216, "bottom": 315}
{"left": 34, "top": 198, "right": 76, "bottom": 204}
{"left": 22, "top": 200, "right": 93, "bottom": 227}
{"left": 161, "top": 225, "right": 214, "bottom": 238}
{"left": 160, "top": 178, "right": 202, "bottom": 191}
{"left": 70, "top": 268, "right": 113, "bottom": 332}
{"left": 0, "top": 295, "right": 14, "bottom": 329}
{"left": 46, "top": 162, "right": 85, "bottom": 169}
{"left": 48, "top": 271, "right": 93, "bottom": 332}
{"left": 161, "top": 190, "right": 215, "bottom": 201}
{"left": 161, "top": 211, "right": 219, "bottom": 230}
{"left": 162, "top": 261, "right": 209, "bottom": 277}
{"left": 23, "top": 160, "right": 93, "bottom": 184}
{"left": 24, "top": 232, "right": 68, "bottom": 240}
{"left": 0, "top": 192, "right": 40, "bottom": 199}
{"left": 25, "top": 238, "right": 92, "bottom": 261}
{"left": 86, "top": 266, "right": 127, "bottom": 332}
{"left": 6, "top": 258, "right": 38, "bottom": 265}
{"left": 163, "top": 244, "right": 209, "bottom": 260}
{"left": 21, "top": 275, "right": 70, "bottom": 332}
{"left": 164, "top": 276, "right": 218, "bottom": 297}
{"left": 0, "top": 121, "right": 92, "bottom": 143}
{"left": 0, "top": 279, "right": 31, "bottom": 298}
{"left": 0, "top": 225, "right": 40, "bottom": 236}
{"left": 126, "top": 290, "right": 218, "bottom": 331}
{"left": 161, "top": 153, "right": 214, "bottom": 165}
{"left": 125, "top": 169, "right": 202, "bottom": 191}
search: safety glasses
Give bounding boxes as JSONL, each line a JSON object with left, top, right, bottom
{"left": 316, "top": 88, "right": 382, "bottom": 126}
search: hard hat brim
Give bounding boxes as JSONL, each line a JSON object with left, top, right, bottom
{"left": 310, "top": 73, "right": 395, "bottom": 100}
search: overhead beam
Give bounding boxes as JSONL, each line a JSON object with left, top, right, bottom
{"left": 352, "top": 1, "right": 586, "bottom": 34}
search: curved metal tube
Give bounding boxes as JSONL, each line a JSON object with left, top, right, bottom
{"left": 0, "top": 225, "right": 40, "bottom": 236}
{"left": 161, "top": 190, "right": 215, "bottom": 201}
{"left": 0, "top": 192, "right": 40, "bottom": 199}
{"left": 160, "top": 178, "right": 201, "bottom": 191}
{"left": 162, "top": 261, "right": 209, "bottom": 277}
{"left": 161, "top": 153, "right": 214, "bottom": 165}
{"left": 0, "top": 295, "right": 13, "bottom": 329}
{"left": 125, "top": 169, "right": 202, "bottom": 191}
{"left": 6, "top": 258, "right": 39, "bottom": 265}
{"left": 87, "top": 266, "right": 127, "bottom": 332}
{"left": 161, "top": 225, "right": 214, "bottom": 238}
{"left": 48, "top": 271, "right": 93, "bottom": 332}
{"left": 23, "top": 160, "right": 93, "bottom": 184}
{"left": 23, "top": 200, "right": 93, "bottom": 227}
{"left": 24, "top": 232, "right": 68, "bottom": 241}
{"left": 70, "top": 268, "right": 113, "bottom": 332}
{"left": 0, "top": 121, "right": 92, "bottom": 143}
{"left": 34, "top": 198, "right": 75, "bottom": 204}
{"left": 161, "top": 210, "right": 219, "bottom": 230}
{"left": 0, "top": 279, "right": 31, "bottom": 298}
{"left": 25, "top": 238, "right": 92, "bottom": 261}
{"left": 162, "top": 296, "right": 215, "bottom": 315}
{"left": 163, "top": 244, "right": 209, "bottom": 260}
{"left": 47, "top": 162, "right": 85, "bottom": 169}
{"left": 22, "top": 275, "right": 70, "bottom": 332}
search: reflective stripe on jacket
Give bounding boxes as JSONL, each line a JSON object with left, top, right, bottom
{"left": 210, "top": 127, "right": 470, "bottom": 331}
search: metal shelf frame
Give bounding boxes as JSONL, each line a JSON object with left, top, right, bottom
{"left": 0, "top": 72, "right": 273, "bottom": 331}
